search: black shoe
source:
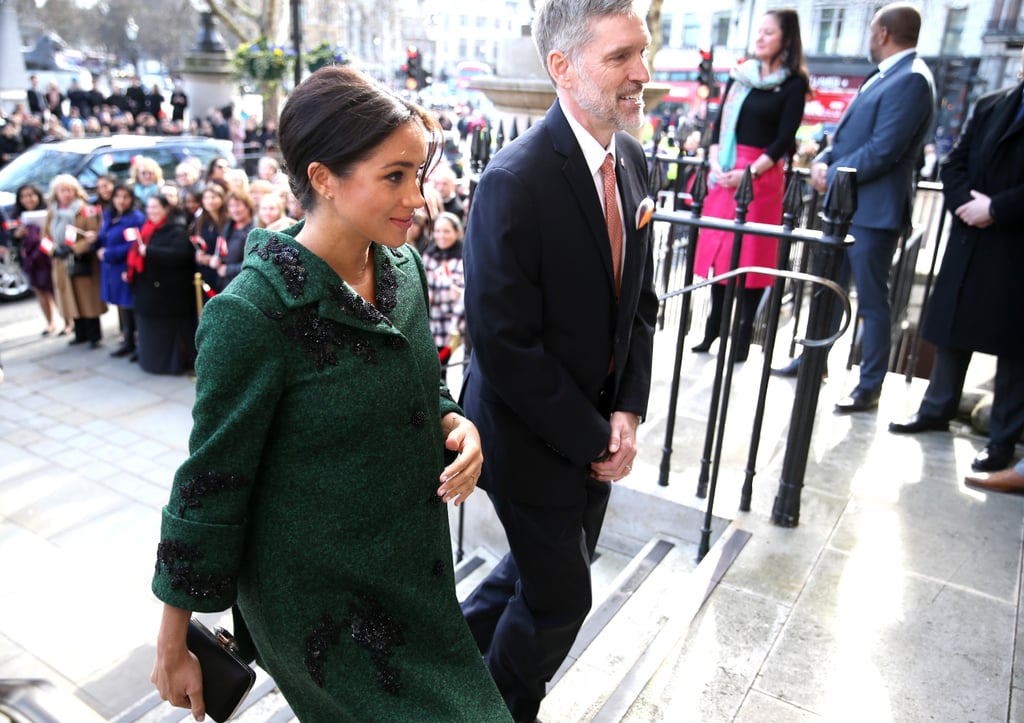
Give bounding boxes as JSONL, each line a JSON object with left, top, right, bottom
{"left": 89, "top": 340, "right": 101, "bottom": 349}
{"left": 68, "top": 338, "right": 87, "bottom": 346}
{"left": 691, "top": 336, "right": 717, "bottom": 353}
{"left": 835, "top": 387, "right": 881, "bottom": 413}
{"left": 129, "top": 352, "right": 139, "bottom": 362}
{"left": 971, "top": 443, "right": 1015, "bottom": 472}
{"left": 888, "top": 413, "right": 949, "bottom": 435}
{"left": 110, "top": 345, "right": 134, "bottom": 358}
{"left": 771, "top": 357, "right": 801, "bottom": 377}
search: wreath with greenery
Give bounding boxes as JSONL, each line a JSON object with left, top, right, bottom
{"left": 233, "top": 36, "right": 292, "bottom": 83}
{"left": 306, "top": 41, "right": 352, "bottom": 73}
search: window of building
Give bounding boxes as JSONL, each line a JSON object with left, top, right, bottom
{"left": 941, "top": 7, "right": 967, "bottom": 55}
{"left": 712, "top": 12, "right": 730, "bottom": 47}
{"left": 682, "top": 12, "right": 700, "bottom": 48}
{"left": 816, "top": 8, "right": 845, "bottom": 54}
{"left": 661, "top": 12, "right": 673, "bottom": 48}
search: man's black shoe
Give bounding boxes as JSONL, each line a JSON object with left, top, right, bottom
{"left": 834, "top": 387, "right": 881, "bottom": 413}
{"left": 110, "top": 345, "right": 134, "bottom": 358}
{"left": 971, "top": 443, "right": 1015, "bottom": 472}
{"left": 888, "top": 413, "right": 949, "bottom": 434}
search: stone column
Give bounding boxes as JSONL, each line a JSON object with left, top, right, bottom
{"left": 179, "top": 12, "right": 236, "bottom": 125}
{"left": 0, "top": 0, "right": 28, "bottom": 113}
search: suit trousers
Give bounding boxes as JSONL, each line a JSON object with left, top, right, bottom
{"left": 918, "top": 347, "right": 1024, "bottom": 447}
{"left": 838, "top": 224, "right": 901, "bottom": 391}
{"left": 461, "top": 477, "right": 611, "bottom": 722}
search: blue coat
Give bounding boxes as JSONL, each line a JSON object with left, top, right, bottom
{"left": 815, "top": 52, "right": 935, "bottom": 232}
{"left": 97, "top": 207, "right": 145, "bottom": 307}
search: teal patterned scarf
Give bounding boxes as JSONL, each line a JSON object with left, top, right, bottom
{"left": 717, "top": 60, "right": 790, "bottom": 172}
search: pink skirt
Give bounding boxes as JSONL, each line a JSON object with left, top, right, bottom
{"left": 693, "top": 144, "right": 784, "bottom": 288}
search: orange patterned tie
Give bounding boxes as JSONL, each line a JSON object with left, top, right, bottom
{"left": 600, "top": 153, "right": 623, "bottom": 295}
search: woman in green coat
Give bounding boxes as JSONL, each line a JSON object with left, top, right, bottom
{"left": 150, "top": 66, "right": 510, "bottom": 722}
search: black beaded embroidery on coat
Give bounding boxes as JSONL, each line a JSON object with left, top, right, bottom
{"left": 343, "top": 593, "right": 408, "bottom": 695}
{"left": 250, "top": 238, "right": 307, "bottom": 299}
{"left": 328, "top": 251, "right": 399, "bottom": 326}
{"left": 155, "top": 540, "right": 235, "bottom": 601}
{"left": 304, "top": 615, "right": 342, "bottom": 687}
{"left": 266, "top": 305, "right": 378, "bottom": 370}
{"left": 177, "top": 471, "right": 248, "bottom": 515}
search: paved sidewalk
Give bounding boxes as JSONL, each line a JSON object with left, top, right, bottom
{"left": 1, "top": 305, "right": 1021, "bottom": 721}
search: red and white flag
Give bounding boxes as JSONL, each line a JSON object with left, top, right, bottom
{"left": 216, "top": 236, "right": 228, "bottom": 257}
{"left": 191, "top": 235, "right": 207, "bottom": 251}
{"left": 81, "top": 204, "right": 100, "bottom": 218}
{"left": 40, "top": 237, "right": 55, "bottom": 254}
{"left": 1, "top": 218, "right": 20, "bottom": 232}
{"left": 124, "top": 227, "right": 140, "bottom": 242}
{"left": 64, "top": 225, "right": 78, "bottom": 244}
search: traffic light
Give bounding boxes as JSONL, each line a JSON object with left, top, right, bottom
{"left": 405, "top": 45, "right": 422, "bottom": 90}
{"left": 697, "top": 48, "right": 714, "bottom": 99}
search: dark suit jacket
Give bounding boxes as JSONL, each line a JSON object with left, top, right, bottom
{"left": 922, "top": 82, "right": 1024, "bottom": 359}
{"left": 816, "top": 53, "right": 935, "bottom": 232}
{"left": 462, "top": 100, "right": 658, "bottom": 507}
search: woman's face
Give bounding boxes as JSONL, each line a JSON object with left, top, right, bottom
{"left": 55, "top": 185, "right": 76, "bottom": 207}
{"left": 227, "top": 197, "right": 252, "bottom": 224}
{"left": 210, "top": 161, "right": 228, "bottom": 179}
{"left": 321, "top": 122, "right": 427, "bottom": 249}
{"left": 433, "top": 217, "right": 459, "bottom": 249}
{"left": 184, "top": 193, "right": 201, "bottom": 216}
{"left": 202, "top": 189, "right": 223, "bottom": 214}
{"left": 96, "top": 178, "right": 114, "bottom": 201}
{"left": 18, "top": 188, "right": 40, "bottom": 211}
{"left": 146, "top": 197, "right": 167, "bottom": 224}
{"left": 754, "top": 14, "right": 784, "bottom": 64}
{"left": 112, "top": 188, "right": 134, "bottom": 214}
{"left": 138, "top": 167, "right": 157, "bottom": 185}
{"left": 258, "top": 195, "right": 282, "bottom": 226}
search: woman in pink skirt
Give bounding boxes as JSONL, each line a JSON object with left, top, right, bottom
{"left": 692, "top": 8, "right": 809, "bottom": 361}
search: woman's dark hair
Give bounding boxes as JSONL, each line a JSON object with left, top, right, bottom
{"left": 768, "top": 8, "right": 809, "bottom": 84}
{"left": 205, "top": 157, "right": 229, "bottom": 181}
{"left": 279, "top": 65, "right": 442, "bottom": 212}
{"left": 13, "top": 183, "right": 45, "bottom": 216}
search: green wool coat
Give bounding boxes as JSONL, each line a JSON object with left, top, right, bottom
{"left": 152, "top": 225, "right": 510, "bottom": 722}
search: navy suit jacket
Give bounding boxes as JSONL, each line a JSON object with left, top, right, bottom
{"left": 462, "top": 100, "right": 658, "bottom": 507}
{"left": 816, "top": 52, "right": 935, "bottom": 232}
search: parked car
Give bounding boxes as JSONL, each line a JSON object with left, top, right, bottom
{"left": 0, "top": 135, "right": 234, "bottom": 219}
{"left": 0, "top": 135, "right": 233, "bottom": 299}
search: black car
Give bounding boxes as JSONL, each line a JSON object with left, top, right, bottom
{"left": 0, "top": 135, "right": 234, "bottom": 299}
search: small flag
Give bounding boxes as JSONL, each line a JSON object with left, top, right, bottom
{"left": 124, "top": 227, "right": 140, "bottom": 242}
{"left": 191, "top": 235, "right": 207, "bottom": 251}
{"left": 1, "top": 218, "right": 20, "bottom": 232}
{"left": 216, "top": 236, "right": 228, "bottom": 257}
{"left": 64, "top": 225, "right": 78, "bottom": 244}
{"left": 41, "top": 237, "right": 55, "bottom": 254}
{"left": 81, "top": 204, "right": 100, "bottom": 218}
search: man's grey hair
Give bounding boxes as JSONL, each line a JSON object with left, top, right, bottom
{"left": 532, "top": 0, "right": 648, "bottom": 78}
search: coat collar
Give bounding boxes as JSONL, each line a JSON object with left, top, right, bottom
{"left": 545, "top": 100, "right": 648, "bottom": 297}
{"left": 242, "top": 224, "right": 414, "bottom": 334}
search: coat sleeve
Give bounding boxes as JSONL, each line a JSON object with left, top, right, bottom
{"left": 464, "top": 166, "right": 610, "bottom": 465}
{"left": 825, "top": 71, "right": 933, "bottom": 186}
{"left": 152, "top": 292, "right": 285, "bottom": 612}
{"left": 938, "top": 96, "right": 985, "bottom": 212}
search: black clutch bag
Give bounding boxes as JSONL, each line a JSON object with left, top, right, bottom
{"left": 186, "top": 619, "right": 257, "bottom": 722}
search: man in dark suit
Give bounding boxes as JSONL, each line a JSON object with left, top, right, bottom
{"left": 809, "top": 2, "right": 935, "bottom": 412}
{"left": 26, "top": 76, "right": 45, "bottom": 117}
{"left": 889, "top": 46, "right": 1024, "bottom": 474}
{"left": 459, "top": 1, "right": 658, "bottom": 720}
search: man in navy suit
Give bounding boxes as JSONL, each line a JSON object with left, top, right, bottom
{"left": 810, "top": 2, "right": 935, "bottom": 412}
{"left": 889, "top": 45, "right": 1024, "bottom": 474}
{"left": 459, "top": 0, "right": 658, "bottom": 719}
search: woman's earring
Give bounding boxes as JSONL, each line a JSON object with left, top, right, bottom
{"left": 326, "top": 194, "right": 334, "bottom": 200}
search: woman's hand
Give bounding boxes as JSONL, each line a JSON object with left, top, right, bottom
{"left": 96, "top": 247, "right": 106, "bottom": 262}
{"left": 438, "top": 412, "right": 483, "bottom": 506}
{"left": 151, "top": 605, "right": 206, "bottom": 721}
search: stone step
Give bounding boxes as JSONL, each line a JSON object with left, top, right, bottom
{"left": 540, "top": 525, "right": 750, "bottom": 722}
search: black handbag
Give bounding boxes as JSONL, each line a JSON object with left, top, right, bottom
{"left": 186, "top": 619, "right": 257, "bottom": 722}
{"left": 68, "top": 252, "right": 93, "bottom": 278}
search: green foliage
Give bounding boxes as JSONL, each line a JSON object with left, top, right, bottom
{"left": 233, "top": 36, "right": 291, "bottom": 83}
{"left": 305, "top": 40, "right": 351, "bottom": 73}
